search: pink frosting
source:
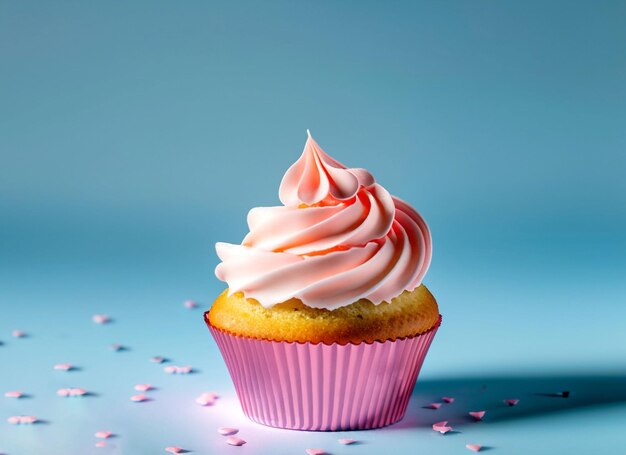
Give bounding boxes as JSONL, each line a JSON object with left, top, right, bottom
{"left": 215, "top": 131, "right": 432, "bottom": 310}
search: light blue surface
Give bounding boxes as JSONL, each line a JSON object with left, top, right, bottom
{"left": 1, "top": 1, "right": 625, "bottom": 454}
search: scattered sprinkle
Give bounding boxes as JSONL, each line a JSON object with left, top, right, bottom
{"left": 95, "top": 441, "right": 107, "bottom": 448}
{"left": 305, "top": 449, "right": 325, "bottom": 455}
{"left": 561, "top": 391, "right": 570, "bottom": 398}
{"left": 130, "top": 394, "right": 149, "bottom": 402}
{"left": 218, "top": 427, "right": 239, "bottom": 436}
{"left": 53, "top": 363, "right": 74, "bottom": 371}
{"left": 95, "top": 431, "right": 113, "bottom": 439}
{"left": 12, "top": 330, "right": 26, "bottom": 338}
{"left": 469, "top": 411, "right": 486, "bottom": 421}
{"left": 504, "top": 399, "right": 519, "bottom": 406}
{"left": 165, "top": 447, "right": 183, "bottom": 454}
{"left": 338, "top": 438, "right": 357, "bottom": 445}
{"left": 466, "top": 444, "right": 482, "bottom": 452}
{"left": 442, "top": 396, "right": 455, "bottom": 403}
{"left": 110, "top": 344, "right": 127, "bottom": 352}
{"left": 8, "top": 415, "right": 37, "bottom": 424}
{"left": 92, "top": 314, "right": 111, "bottom": 324}
{"left": 134, "top": 384, "right": 153, "bottom": 392}
{"left": 226, "top": 437, "right": 247, "bottom": 447}
{"left": 184, "top": 300, "right": 199, "bottom": 309}
{"left": 57, "top": 388, "right": 87, "bottom": 397}
{"left": 426, "top": 402, "right": 442, "bottom": 409}
{"left": 4, "top": 391, "right": 24, "bottom": 398}
{"left": 432, "top": 421, "right": 453, "bottom": 434}
{"left": 164, "top": 365, "right": 192, "bottom": 374}
{"left": 151, "top": 356, "right": 166, "bottom": 363}
{"left": 196, "top": 392, "right": 219, "bottom": 406}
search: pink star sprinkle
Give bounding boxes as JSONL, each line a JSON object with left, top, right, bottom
{"left": 196, "top": 397, "right": 213, "bottom": 406}
{"left": 151, "top": 356, "right": 166, "bottom": 363}
{"left": 95, "top": 441, "right": 106, "bottom": 448}
{"left": 165, "top": 447, "right": 183, "bottom": 454}
{"left": 432, "top": 421, "right": 453, "bottom": 434}
{"left": 53, "top": 363, "right": 73, "bottom": 371}
{"left": 184, "top": 300, "right": 199, "bottom": 309}
{"left": 134, "top": 384, "right": 153, "bottom": 392}
{"left": 164, "top": 365, "right": 192, "bottom": 374}
{"left": 57, "top": 388, "right": 87, "bottom": 397}
{"left": 426, "top": 402, "right": 442, "bottom": 409}
{"left": 130, "top": 394, "right": 149, "bottom": 402}
{"left": 469, "top": 411, "right": 486, "bottom": 421}
{"left": 95, "top": 431, "right": 113, "bottom": 439}
{"left": 12, "top": 330, "right": 26, "bottom": 338}
{"left": 92, "top": 314, "right": 111, "bottom": 324}
{"left": 8, "top": 415, "right": 37, "bottom": 425}
{"left": 218, "top": 427, "right": 239, "bottom": 436}
{"left": 442, "top": 396, "right": 455, "bottom": 403}
{"left": 466, "top": 444, "right": 482, "bottom": 452}
{"left": 226, "top": 437, "right": 247, "bottom": 446}
{"left": 338, "top": 439, "right": 357, "bottom": 445}
{"left": 4, "top": 391, "right": 23, "bottom": 398}
{"left": 305, "top": 449, "right": 325, "bottom": 455}
{"left": 504, "top": 399, "right": 519, "bottom": 406}
{"left": 196, "top": 392, "right": 217, "bottom": 406}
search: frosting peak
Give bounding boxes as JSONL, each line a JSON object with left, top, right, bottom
{"left": 279, "top": 130, "right": 374, "bottom": 207}
{"left": 215, "top": 131, "right": 432, "bottom": 310}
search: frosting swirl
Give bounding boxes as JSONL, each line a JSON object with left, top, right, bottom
{"left": 215, "top": 131, "right": 432, "bottom": 310}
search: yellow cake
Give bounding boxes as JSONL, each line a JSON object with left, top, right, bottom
{"left": 208, "top": 284, "right": 439, "bottom": 345}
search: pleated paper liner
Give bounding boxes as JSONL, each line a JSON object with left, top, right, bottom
{"left": 206, "top": 312, "right": 441, "bottom": 431}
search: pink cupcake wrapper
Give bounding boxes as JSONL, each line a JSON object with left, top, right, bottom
{"left": 206, "top": 314, "right": 441, "bottom": 431}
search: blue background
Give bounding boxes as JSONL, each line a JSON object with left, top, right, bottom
{"left": 1, "top": 1, "right": 625, "bottom": 454}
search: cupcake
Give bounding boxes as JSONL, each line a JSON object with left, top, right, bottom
{"left": 206, "top": 131, "right": 440, "bottom": 430}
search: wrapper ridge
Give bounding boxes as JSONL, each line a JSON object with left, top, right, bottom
{"left": 207, "top": 313, "right": 441, "bottom": 431}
